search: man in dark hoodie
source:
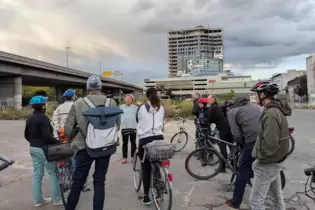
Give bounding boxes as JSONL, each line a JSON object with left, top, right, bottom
{"left": 224, "top": 97, "right": 261, "bottom": 209}
{"left": 249, "top": 81, "right": 291, "bottom": 210}
{"left": 204, "top": 95, "right": 233, "bottom": 172}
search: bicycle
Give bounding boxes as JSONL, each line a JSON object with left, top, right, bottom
{"left": 184, "top": 134, "right": 287, "bottom": 191}
{"left": 298, "top": 166, "right": 315, "bottom": 201}
{"left": 132, "top": 140, "right": 175, "bottom": 210}
{"left": 55, "top": 157, "right": 91, "bottom": 207}
{"left": 0, "top": 155, "right": 15, "bottom": 172}
{"left": 170, "top": 116, "right": 219, "bottom": 152}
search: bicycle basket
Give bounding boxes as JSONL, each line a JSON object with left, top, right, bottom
{"left": 144, "top": 140, "right": 176, "bottom": 161}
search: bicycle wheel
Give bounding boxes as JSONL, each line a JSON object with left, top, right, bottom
{"left": 287, "top": 135, "right": 295, "bottom": 156}
{"left": 170, "top": 131, "right": 188, "bottom": 152}
{"left": 132, "top": 151, "right": 142, "bottom": 192}
{"left": 59, "top": 170, "right": 72, "bottom": 207}
{"left": 185, "top": 148, "right": 223, "bottom": 180}
{"left": 151, "top": 164, "right": 172, "bottom": 210}
{"left": 60, "top": 183, "right": 69, "bottom": 206}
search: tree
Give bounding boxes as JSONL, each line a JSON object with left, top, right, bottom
{"left": 222, "top": 90, "right": 235, "bottom": 100}
{"left": 293, "top": 76, "right": 308, "bottom": 97}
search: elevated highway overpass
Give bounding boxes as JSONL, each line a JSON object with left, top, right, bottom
{"left": 0, "top": 51, "right": 143, "bottom": 109}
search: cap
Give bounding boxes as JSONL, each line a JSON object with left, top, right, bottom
{"left": 87, "top": 75, "right": 102, "bottom": 90}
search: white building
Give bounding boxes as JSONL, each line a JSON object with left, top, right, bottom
{"left": 270, "top": 69, "right": 306, "bottom": 93}
{"left": 144, "top": 73, "right": 257, "bottom": 99}
{"left": 168, "top": 26, "right": 224, "bottom": 77}
{"left": 306, "top": 55, "right": 315, "bottom": 100}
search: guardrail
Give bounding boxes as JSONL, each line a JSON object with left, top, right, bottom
{"left": 0, "top": 99, "right": 17, "bottom": 110}
{"left": 0, "top": 51, "right": 142, "bottom": 90}
{"left": 289, "top": 103, "right": 315, "bottom": 109}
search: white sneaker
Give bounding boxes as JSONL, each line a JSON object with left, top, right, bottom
{"left": 35, "top": 197, "right": 52, "bottom": 207}
{"left": 52, "top": 199, "right": 64, "bottom": 206}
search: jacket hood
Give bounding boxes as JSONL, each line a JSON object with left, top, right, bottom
{"left": 265, "top": 100, "right": 292, "bottom": 116}
{"left": 231, "top": 97, "right": 249, "bottom": 108}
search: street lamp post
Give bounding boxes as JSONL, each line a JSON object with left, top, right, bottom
{"left": 65, "top": 46, "right": 70, "bottom": 68}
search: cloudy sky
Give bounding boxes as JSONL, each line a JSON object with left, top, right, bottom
{"left": 0, "top": 0, "right": 314, "bottom": 85}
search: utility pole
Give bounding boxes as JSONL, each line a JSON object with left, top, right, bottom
{"left": 65, "top": 46, "right": 70, "bottom": 68}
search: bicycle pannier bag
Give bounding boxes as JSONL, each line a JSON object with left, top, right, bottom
{"left": 82, "top": 97, "right": 123, "bottom": 158}
{"left": 45, "top": 142, "right": 74, "bottom": 162}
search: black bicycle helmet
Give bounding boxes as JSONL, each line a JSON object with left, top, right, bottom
{"left": 251, "top": 81, "right": 279, "bottom": 95}
{"left": 222, "top": 100, "right": 234, "bottom": 108}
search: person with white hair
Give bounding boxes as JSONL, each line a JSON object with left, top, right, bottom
{"left": 64, "top": 75, "right": 120, "bottom": 210}
{"left": 119, "top": 94, "right": 138, "bottom": 164}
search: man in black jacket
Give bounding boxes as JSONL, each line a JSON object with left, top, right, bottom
{"left": 191, "top": 92, "right": 201, "bottom": 139}
{"left": 204, "top": 95, "right": 233, "bottom": 172}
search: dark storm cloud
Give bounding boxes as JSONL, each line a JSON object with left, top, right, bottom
{"left": 131, "top": 0, "right": 315, "bottom": 66}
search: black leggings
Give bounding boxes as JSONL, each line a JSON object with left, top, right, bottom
{"left": 138, "top": 135, "right": 164, "bottom": 196}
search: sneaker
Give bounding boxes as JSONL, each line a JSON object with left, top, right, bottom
{"left": 223, "top": 200, "right": 238, "bottom": 210}
{"left": 141, "top": 195, "right": 152, "bottom": 205}
{"left": 35, "top": 197, "right": 52, "bottom": 207}
{"left": 121, "top": 158, "right": 127, "bottom": 164}
{"left": 52, "top": 200, "right": 63, "bottom": 206}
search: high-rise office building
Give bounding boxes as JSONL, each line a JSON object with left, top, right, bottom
{"left": 168, "top": 25, "right": 224, "bottom": 77}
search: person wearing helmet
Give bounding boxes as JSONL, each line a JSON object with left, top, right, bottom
{"left": 221, "top": 100, "right": 234, "bottom": 117}
{"left": 195, "top": 98, "right": 210, "bottom": 148}
{"left": 248, "top": 81, "right": 291, "bottom": 210}
{"left": 52, "top": 89, "right": 76, "bottom": 140}
{"left": 224, "top": 96, "right": 261, "bottom": 209}
{"left": 24, "top": 96, "right": 62, "bottom": 206}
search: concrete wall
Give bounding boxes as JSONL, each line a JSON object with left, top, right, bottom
{"left": 0, "top": 76, "right": 22, "bottom": 109}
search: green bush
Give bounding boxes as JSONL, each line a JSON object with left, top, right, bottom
{"left": 0, "top": 101, "right": 57, "bottom": 120}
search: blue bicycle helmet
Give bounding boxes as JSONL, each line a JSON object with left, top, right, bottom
{"left": 29, "top": 95, "right": 47, "bottom": 105}
{"left": 63, "top": 89, "right": 75, "bottom": 97}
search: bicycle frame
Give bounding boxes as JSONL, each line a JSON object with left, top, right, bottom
{"left": 204, "top": 135, "right": 238, "bottom": 173}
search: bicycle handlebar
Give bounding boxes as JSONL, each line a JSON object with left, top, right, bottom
{"left": 0, "top": 155, "right": 15, "bottom": 165}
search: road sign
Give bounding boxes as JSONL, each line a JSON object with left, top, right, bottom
{"left": 114, "top": 71, "right": 121, "bottom": 76}
{"left": 208, "top": 80, "right": 216, "bottom": 83}
{"left": 103, "top": 71, "right": 112, "bottom": 76}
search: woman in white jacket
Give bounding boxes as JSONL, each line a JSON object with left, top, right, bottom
{"left": 137, "top": 87, "right": 165, "bottom": 205}
{"left": 52, "top": 89, "right": 76, "bottom": 137}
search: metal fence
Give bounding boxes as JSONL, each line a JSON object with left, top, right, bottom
{"left": 0, "top": 99, "right": 17, "bottom": 110}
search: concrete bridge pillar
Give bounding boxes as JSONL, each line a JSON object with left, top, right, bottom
{"left": 55, "top": 86, "right": 67, "bottom": 105}
{"left": 112, "top": 89, "right": 122, "bottom": 102}
{"left": 0, "top": 76, "right": 22, "bottom": 110}
{"left": 82, "top": 88, "right": 87, "bottom": 97}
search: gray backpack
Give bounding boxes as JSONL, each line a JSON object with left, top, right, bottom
{"left": 82, "top": 97, "right": 123, "bottom": 158}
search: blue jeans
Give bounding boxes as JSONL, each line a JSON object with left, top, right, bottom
{"left": 230, "top": 142, "right": 255, "bottom": 208}
{"left": 65, "top": 150, "right": 111, "bottom": 210}
{"left": 29, "top": 146, "right": 60, "bottom": 203}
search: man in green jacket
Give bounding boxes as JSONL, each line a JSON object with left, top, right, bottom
{"left": 249, "top": 81, "right": 291, "bottom": 210}
{"left": 64, "top": 75, "right": 120, "bottom": 210}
